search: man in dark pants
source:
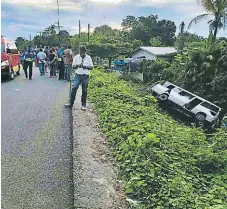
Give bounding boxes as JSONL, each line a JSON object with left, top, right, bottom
{"left": 64, "top": 46, "right": 93, "bottom": 110}
{"left": 20, "top": 46, "right": 36, "bottom": 80}
{"left": 57, "top": 44, "right": 66, "bottom": 80}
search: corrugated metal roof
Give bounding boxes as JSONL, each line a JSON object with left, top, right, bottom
{"left": 139, "top": 47, "right": 177, "bottom": 55}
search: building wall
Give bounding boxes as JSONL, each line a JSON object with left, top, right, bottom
{"left": 131, "top": 49, "right": 157, "bottom": 60}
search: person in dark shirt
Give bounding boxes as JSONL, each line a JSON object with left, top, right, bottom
{"left": 20, "top": 45, "right": 36, "bottom": 80}
{"left": 57, "top": 44, "right": 67, "bottom": 80}
{"left": 49, "top": 49, "right": 57, "bottom": 77}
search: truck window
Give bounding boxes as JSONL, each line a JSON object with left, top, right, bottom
{"left": 8, "top": 48, "right": 18, "bottom": 54}
{"left": 179, "top": 91, "right": 194, "bottom": 99}
{"left": 166, "top": 85, "right": 175, "bottom": 90}
{"left": 1, "top": 43, "right": 5, "bottom": 53}
{"left": 200, "top": 102, "right": 219, "bottom": 113}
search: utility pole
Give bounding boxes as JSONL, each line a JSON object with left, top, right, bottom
{"left": 30, "top": 34, "right": 32, "bottom": 46}
{"left": 79, "top": 20, "right": 81, "bottom": 38}
{"left": 88, "top": 24, "right": 90, "bottom": 41}
{"left": 24, "top": 37, "right": 26, "bottom": 47}
{"left": 56, "top": 0, "right": 63, "bottom": 44}
{"left": 57, "top": 0, "right": 60, "bottom": 34}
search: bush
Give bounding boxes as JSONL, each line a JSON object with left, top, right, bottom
{"left": 140, "top": 59, "right": 171, "bottom": 83}
{"left": 88, "top": 69, "right": 227, "bottom": 209}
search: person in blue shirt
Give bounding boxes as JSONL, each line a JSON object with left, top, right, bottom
{"left": 20, "top": 46, "right": 36, "bottom": 80}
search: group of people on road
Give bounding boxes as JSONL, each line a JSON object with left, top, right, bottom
{"left": 20, "top": 44, "right": 94, "bottom": 110}
{"left": 20, "top": 44, "right": 74, "bottom": 81}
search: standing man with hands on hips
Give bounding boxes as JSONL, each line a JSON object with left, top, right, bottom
{"left": 64, "top": 45, "right": 93, "bottom": 110}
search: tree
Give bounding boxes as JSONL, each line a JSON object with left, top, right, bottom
{"left": 59, "top": 30, "right": 69, "bottom": 37}
{"left": 121, "top": 14, "right": 176, "bottom": 46}
{"left": 83, "top": 35, "right": 135, "bottom": 67}
{"left": 93, "top": 25, "right": 115, "bottom": 36}
{"left": 121, "top": 16, "right": 137, "bottom": 30}
{"left": 175, "top": 32, "right": 204, "bottom": 51}
{"left": 33, "top": 35, "right": 42, "bottom": 47}
{"left": 155, "top": 19, "right": 176, "bottom": 46}
{"left": 188, "top": 0, "right": 227, "bottom": 39}
{"left": 15, "top": 37, "right": 26, "bottom": 49}
{"left": 42, "top": 24, "right": 58, "bottom": 46}
{"left": 150, "top": 37, "right": 164, "bottom": 47}
{"left": 59, "top": 30, "right": 70, "bottom": 45}
{"left": 70, "top": 32, "right": 89, "bottom": 53}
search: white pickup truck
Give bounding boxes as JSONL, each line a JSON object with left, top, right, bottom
{"left": 151, "top": 81, "right": 222, "bottom": 130}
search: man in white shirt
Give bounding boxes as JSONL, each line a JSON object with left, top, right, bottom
{"left": 64, "top": 45, "right": 93, "bottom": 110}
{"left": 37, "top": 48, "right": 47, "bottom": 76}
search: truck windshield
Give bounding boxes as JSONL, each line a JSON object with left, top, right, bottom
{"left": 1, "top": 43, "right": 5, "bottom": 53}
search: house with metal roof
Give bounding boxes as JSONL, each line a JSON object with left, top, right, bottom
{"left": 131, "top": 47, "right": 177, "bottom": 61}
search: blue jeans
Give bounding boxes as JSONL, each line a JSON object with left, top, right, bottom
{"left": 65, "top": 64, "right": 72, "bottom": 81}
{"left": 38, "top": 63, "right": 44, "bottom": 74}
{"left": 70, "top": 74, "right": 89, "bottom": 106}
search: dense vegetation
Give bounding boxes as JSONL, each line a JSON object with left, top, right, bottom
{"left": 88, "top": 69, "right": 227, "bottom": 208}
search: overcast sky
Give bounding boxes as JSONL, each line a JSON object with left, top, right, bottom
{"left": 1, "top": 0, "right": 227, "bottom": 41}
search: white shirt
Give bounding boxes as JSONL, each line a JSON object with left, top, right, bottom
{"left": 72, "top": 54, "right": 93, "bottom": 75}
{"left": 37, "top": 52, "right": 46, "bottom": 63}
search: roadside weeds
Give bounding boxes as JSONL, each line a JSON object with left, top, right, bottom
{"left": 72, "top": 89, "right": 128, "bottom": 209}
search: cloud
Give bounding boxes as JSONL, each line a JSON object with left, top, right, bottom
{"left": 89, "top": 0, "right": 130, "bottom": 6}
{"left": 1, "top": 0, "right": 83, "bottom": 11}
{"left": 134, "top": 0, "right": 194, "bottom": 7}
{"left": 7, "top": 23, "right": 43, "bottom": 31}
{"left": 1, "top": 0, "right": 226, "bottom": 40}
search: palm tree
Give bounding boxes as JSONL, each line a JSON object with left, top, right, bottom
{"left": 188, "top": 0, "right": 227, "bottom": 39}
{"left": 179, "top": 21, "right": 185, "bottom": 34}
{"left": 177, "top": 21, "right": 186, "bottom": 51}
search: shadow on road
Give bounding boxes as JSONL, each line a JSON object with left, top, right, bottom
{"left": 1, "top": 76, "right": 11, "bottom": 83}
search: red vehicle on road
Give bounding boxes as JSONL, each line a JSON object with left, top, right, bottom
{"left": 1, "top": 36, "right": 21, "bottom": 80}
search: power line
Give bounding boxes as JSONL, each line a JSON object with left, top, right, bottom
{"left": 83, "top": 0, "right": 89, "bottom": 16}
{"left": 88, "top": 23, "right": 90, "bottom": 41}
{"left": 96, "top": 3, "right": 119, "bottom": 26}
{"left": 56, "top": 0, "right": 61, "bottom": 34}
{"left": 97, "top": 9, "right": 107, "bottom": 24}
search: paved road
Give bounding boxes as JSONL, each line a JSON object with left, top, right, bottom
{"left": 1, "top": 68, "right": 74, "bottom": 209}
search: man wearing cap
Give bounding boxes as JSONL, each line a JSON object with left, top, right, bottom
{"left": 64, "top": 45, "right": 93, "bottom": 110}
{"left": 20, "top": 45, "right": 36, "bottom": 80}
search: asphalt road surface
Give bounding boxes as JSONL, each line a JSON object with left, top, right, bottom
{"left": 1, "top": 67, "right": 74, "bottom": 209}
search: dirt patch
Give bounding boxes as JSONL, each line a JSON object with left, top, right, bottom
{"left": 72, "top": 88, "right": 128, "bottom": 209}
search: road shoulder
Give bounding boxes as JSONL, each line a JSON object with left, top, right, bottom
{"left": 72, "top": 88, "right": 127, "bottom": 209}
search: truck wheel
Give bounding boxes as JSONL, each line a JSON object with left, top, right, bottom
{"left": 195, "top": 112, "right": 206, "bottom": 122}
{"left": 158, "top": 93, "right": 169, "bottom": 101}
{"left": 9, "top": 68, "right": 15, "bottom": 80}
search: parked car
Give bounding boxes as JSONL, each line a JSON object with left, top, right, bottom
{"left": 1, "top": 36, "right": 21, "bottom": 80}
{"left": 151, "top": 81, "right": 222, "bottom": 130}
